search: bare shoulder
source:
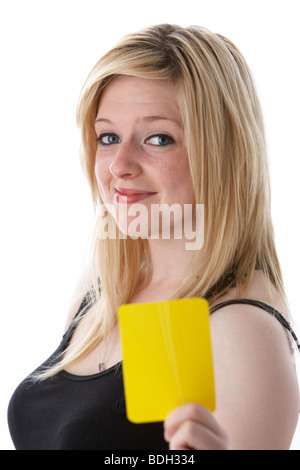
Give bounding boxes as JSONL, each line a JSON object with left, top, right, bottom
{"left": 210, "top": 270, "right": 293, "bottom": 346}
{"left": 212, "top": 269, "right": 289, "bottom": 315}
{"left": 64, "top": 266, "right": 93, "bottom": 333}
{"left": 209, "top": 270, "right": 300, "bottom": 449}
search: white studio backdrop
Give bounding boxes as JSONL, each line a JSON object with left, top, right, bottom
{"left": 0, "top": 0, "right": 299, "bottom": 450}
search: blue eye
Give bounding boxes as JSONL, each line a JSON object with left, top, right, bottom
{"left": 145, "top": 134, "right": 175, "bottom": 146}
{"left": 97, "top": 133, "right": 120, "bottom": 145}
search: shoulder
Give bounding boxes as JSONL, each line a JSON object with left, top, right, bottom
{"left": 209, "top": 270, "right": 299, "bottom": 449}
{"left": 210, "top": 270, "right": 288, "bottom": 342}
{"left": 209, "top": 270, "right": 294, "bottom": 365}
{"left": 212, "top": 269, "right": 289, "bottom": 316}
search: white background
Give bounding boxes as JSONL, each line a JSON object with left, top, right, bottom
{"left": 0, "top": 0, "right": 299, "bottom": 450}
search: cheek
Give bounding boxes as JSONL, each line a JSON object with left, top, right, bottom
{"left": 95, "top": 159, "right": 111, "bottom": 198}
{"left": 161, "top": 152, "right": 194, "bottom": 198}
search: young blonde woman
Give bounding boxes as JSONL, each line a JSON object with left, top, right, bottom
{"left": 8, "top": 24, "right": 300, "bottom": 450}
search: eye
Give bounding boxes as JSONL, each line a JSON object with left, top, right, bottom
{"left": 97, "top": 133, "right": 120, "bottom": 145}
{"left": 145, "top": 134, "right": 175, "bottom": 146}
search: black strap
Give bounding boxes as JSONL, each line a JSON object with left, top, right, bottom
{"left": 210, "top": 298, "right": 300, "bottom": 353}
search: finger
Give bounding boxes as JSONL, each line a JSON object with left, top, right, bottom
{"left": 168, "top": 419, "right": 229, "bottom": 450}
{"left": 164, "top": 403, "right": 222, "bottom": 441}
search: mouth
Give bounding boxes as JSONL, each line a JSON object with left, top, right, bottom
{"left": 114, "top": 187, "right": 157, "bottom": 204}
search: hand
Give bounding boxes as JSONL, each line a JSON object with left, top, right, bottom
{"left": 164, "top": 403, "right": 230, "bottom": 450}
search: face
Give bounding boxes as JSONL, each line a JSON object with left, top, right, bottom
{"left": 94, "top": 75, "right": 195, "bottom": 239}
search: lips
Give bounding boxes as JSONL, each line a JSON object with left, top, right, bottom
{"left": 114, "top": 187, "right": 157, "bottom": 204}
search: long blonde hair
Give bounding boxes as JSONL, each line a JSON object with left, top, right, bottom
{"left": 37, "top": 23, "right": 285, "bottom": 378}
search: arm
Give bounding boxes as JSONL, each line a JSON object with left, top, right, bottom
{"left": 164, "top": 303, "right": 299, "bottom": 450}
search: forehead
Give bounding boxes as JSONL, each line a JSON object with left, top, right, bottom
{"left": 97, "top": 75, "right": 181, "bottom": 119}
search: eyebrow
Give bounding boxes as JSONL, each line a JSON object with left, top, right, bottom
{"left": 94, "top": 115, "right": 181, "bottom": 126}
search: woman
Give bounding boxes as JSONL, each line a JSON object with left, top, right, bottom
{"left": 8, "top": 23, "right": 300, "bottom": 450}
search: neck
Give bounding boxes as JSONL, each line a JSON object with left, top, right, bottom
{"left": 147, "top": 237, "right": 196, "bottom": 288}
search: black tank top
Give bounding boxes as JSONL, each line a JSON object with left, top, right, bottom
{"left": 7, "top": 298, "right": 300, "bottom": 450}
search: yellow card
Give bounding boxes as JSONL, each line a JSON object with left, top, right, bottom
{"left": 118, "top": 298, "right": 215, "bottom": 423}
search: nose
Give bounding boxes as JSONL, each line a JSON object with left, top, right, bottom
{"left": 109, "top": 142, "right": 142, "bottom": 179}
